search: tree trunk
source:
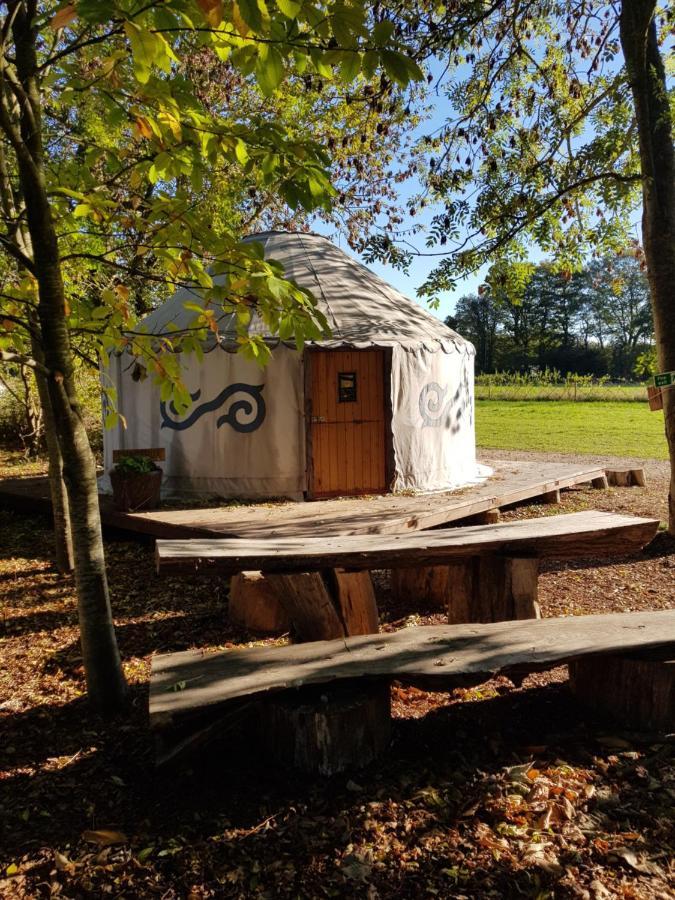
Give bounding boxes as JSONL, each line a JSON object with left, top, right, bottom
{"left": 10, "top": 5, "right": 126, "bottom": 710}
{"left": 31, "top": 331, "right": 74, "bottom": 573}
{"left": 620, "top": 1, "right": 675, "bottom": 533}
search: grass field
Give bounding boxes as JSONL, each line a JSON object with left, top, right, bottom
{"left": 476, "top": 400, "right": 668, "bottom": 459}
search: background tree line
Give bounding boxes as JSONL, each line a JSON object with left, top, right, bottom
{"left": 445, "top": 254, "right": 654, "bottom": 379}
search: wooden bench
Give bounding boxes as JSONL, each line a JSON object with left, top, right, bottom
{"left": 149, "top": 610, "right": 675, "bottom": 769}
{"left": 156, "top": 511, "right": 658, "bottom": 636}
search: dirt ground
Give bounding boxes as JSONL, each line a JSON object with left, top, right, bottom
{"left": 0, "top": 449, "right": 673, "bottom": 899}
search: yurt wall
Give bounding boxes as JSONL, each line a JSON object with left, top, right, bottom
{"left": 103, "top": 344, "right": 305, "bottom": 498}
{"left": 390, "top": 345, "right": 476, "bottom": 492}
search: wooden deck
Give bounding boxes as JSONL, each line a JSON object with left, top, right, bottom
{"left": 0, "top": 458, "right": 608, "bottom": 540}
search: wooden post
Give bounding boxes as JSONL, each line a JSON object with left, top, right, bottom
{"left": 458, "top": 508, "right": 501, "bottom": 525}
{"left": 591, "top": 474, "right": 609, "bottom": 489}
{"left": 390, "top": 565, "right": 450, "bottom": 609}
{"left": 331, "top": 569, "right": 379, "bottom": 635}
{"left": 228, "top": 572, "right": 290, "bottom": 635}
{"left": 265, "top": 572, "right": 346, "bottom": 641}
{"left": 446, "top": 556, "right": 540, "bottom": 624}
{"left": 569, "top": 652, "right": 674, "bottom": 731}
{"left": 260, "top": 570, "right": 389, "bottom": 774}
{"left": 260, "top": 680, "right": 391, "bottom": 776}
{"left": 541, "top": 488, "right": 561, "bottom": 504}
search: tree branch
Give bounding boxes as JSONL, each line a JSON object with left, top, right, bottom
{"left": 0, "top": 348, "right": 50, "bottom": 376}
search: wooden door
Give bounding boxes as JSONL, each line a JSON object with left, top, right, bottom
{"left": 306, "top": 349, "right": 388, "bottom": 498}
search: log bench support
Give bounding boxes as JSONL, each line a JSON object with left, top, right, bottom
{"left": 229, "top": 571, "right": 290, "bottom": 635}
{"left": 259, "top": 568, "right": 389, "bottom": 774}
{"left": 260, "top": 680, "right": 391, "bottom": 776}
{"left": 569, "top": 651, "right": 674, "bottom": 732}
{"left": 391, "top": 556, "right": 540, "bottom": 624}
{"left": 228, "top": 568, "right": 379, "bottom": 640}
{"left": 266, "top": 568, "right": 379, "bottom": 641}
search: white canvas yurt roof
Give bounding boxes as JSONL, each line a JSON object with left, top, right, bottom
{"left": 139, "top": 231, "right": 472, "bottom": 353}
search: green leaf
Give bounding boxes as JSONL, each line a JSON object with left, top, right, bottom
{"left": 339, "top": 51, "right": 361, "bottom": 82}
{"left": 372, "top": 19, "right": 395, "bottom": 46}
{"left": 255, "top": 47, "right": 284, "bottom": 95}
{"left": 234, "top": 139, "right": 250, "bottom": 165}
{"left": 380, "top": 50, "right": 423, "bottom": 86}
{"left": 277, "top": 0, "right": 302, "bottom": 18}
{"left": 237, "top": 0, "right": 264, "bottom": 32}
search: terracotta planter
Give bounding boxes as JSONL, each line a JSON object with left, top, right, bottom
{"left": 110, "top": 469, "right": 162, "bottom": 512}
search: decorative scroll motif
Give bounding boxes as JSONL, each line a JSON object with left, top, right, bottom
{"left": 418, "top": 365, "right": 473, "bottom": 433}
{"left": 160, "top": 384, "right": 266, "bottom": 433}
{"left": 418, "top": 382, "right": 451, "bottom": 427}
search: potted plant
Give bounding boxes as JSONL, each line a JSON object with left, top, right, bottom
{"left": 110, "top": 454, "right": 162, "bottom": 512}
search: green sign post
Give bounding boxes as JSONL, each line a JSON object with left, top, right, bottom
{"left": 654, "top": 372, "right": 674, "bottom": 388}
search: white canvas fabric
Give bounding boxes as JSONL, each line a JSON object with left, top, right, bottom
{"left": 140, "top": 231, "right": 469, "bottom": 352}
{"left": 391, "top": 344, "right": 483, "bottom": 492}
{"left": 102, "top": 344, "right": 306, "bottom": 498}
{"left": 102, "top": 231, "right": 488, "bottom": 499}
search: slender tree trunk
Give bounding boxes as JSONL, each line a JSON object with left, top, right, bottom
{"left": 9, "top": 3, "right": 126, "bottom": 709}
{"left": 620, "top": 1, "right": 675, "bottom": 534}
{"left": 30, "top": 329, "right": 74, "bottom": 573}
{"left": 0, "top": 110, "right": 74, "bottom": 571}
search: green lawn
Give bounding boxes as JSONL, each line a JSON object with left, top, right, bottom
{"left": 475, "top": 400, "right": 668, "bottom": 459}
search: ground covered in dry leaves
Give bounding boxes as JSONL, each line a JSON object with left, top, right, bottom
{"left": 0, "top": 449, "right": 673, "bottom": 899}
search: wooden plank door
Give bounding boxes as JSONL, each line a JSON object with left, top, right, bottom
{"left": 306, "top": 349, "right": 387, "bottom": 498}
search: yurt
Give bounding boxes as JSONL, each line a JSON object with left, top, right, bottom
{"left": 103, "top": 231, "right": 486, "bottom": 500}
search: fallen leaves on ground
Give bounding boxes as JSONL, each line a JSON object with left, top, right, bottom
{"left": 0, "top": 449, "right": 674, "bottom": 898}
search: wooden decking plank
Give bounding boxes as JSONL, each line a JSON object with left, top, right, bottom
{"left": 155, "top": 511, "right": 659, "bottom": 575}
{"left": 149, "top": 610, "right": 675, "bottom": 727}
{"left": 135, "top": 460, "right": 607, "bottom": 539}
{"left": 0, "top": 459, "right": 612, "bottom": 541}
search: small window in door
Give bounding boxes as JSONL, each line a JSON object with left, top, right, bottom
{"left": 338, "top": 372, "right": 357, "bottom": 402}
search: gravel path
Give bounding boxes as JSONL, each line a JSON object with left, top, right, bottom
{"left": 478, "top": 446, "right": 670, "bottom": 481}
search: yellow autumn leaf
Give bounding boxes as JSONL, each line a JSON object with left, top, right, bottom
{"left": 197, "top": 0, "right": 224, "bottom": 26}
{"left": 51, "top": 4, "right": 77, "bottom": 30}
{"left": 134, "top": 116, "right": 153, "bottom": 140}
{"left": 232, "top": 2, "right": 249, "bottom": 36}
{"left": 115, "top": 284, "right": 130, "bottom": 302}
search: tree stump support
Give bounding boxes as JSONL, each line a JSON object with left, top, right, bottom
{"left": 390, "top": 565, "right": 450, "bottom": 610}
{"left": 260, "top": 568, "right": 389, "bottom": 774}
{"left": 391, "top": 555, "right": 540, "bottom": 624}
{"left": 458, "top": 508, "right": 501, "bottom": 525}
{"left": 265, "top": 568, "right": 379, "bottom": 641}
{"left": 569, "top": 650, "right": 674, "bottom": 731}
{"left": 260, "top": 680, "right": 391, "bottom": 776}
{"left": 446, "top": 556, "right": 540, "bottom": 624}
{"left": 229, "top": 571, "right": 290, "bottom": 635}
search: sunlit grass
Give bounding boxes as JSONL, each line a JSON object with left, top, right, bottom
{"left": 476, "top": 400, "right": 668, "bottom": 459}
